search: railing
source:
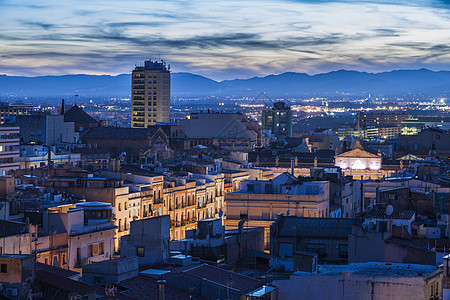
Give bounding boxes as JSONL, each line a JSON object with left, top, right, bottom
{"left": 69, "top": 221, "right": 116, "bottom": 237}
{"left": 75, "top": 257, "right": 89, "bottom": 268}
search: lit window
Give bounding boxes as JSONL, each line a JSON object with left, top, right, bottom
{"left": 137, "top": 247, "right": 145, "bottom": 257}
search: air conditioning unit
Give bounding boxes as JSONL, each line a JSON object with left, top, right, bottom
{"left": 5, "top": 288, "right": 18, "bottom": 296}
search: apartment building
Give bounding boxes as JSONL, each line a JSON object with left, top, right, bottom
{"left": 225, "top": 172, "right": 330, "bottom": 248}
{"left": 47, "top": 177, "right": 130, "bottom": 252}
{"left": 0, "top": 101, "right": 32, "bottom": 124}
{"left": 262, "top": 101, "right": 293, "bottom": 138}
{"left": 131, "top": 60, "right": 171, "bottom": 127}
{"left": 0, "top": 127, "right": 20, "bottom": 176}
{"left": 162, "top": 173, "right": 226, "bottom": 241}
{"left": 164, "top": 178, "right": 197, "bottom": 240}
{"left": 180, "top": 112, "right": 261, "bottom": 150}
{"left": 356, "top": 111, "right": 411, "bottom": 129}
{"left": 37, "top": 202, "right": 116, "bottom": 270}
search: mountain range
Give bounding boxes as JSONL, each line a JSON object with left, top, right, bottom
{"left": 1, "top": 69, "right": 449, "bottom": 101}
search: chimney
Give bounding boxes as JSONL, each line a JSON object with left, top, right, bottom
{"left": 158, "top": 280, "right": 166, "bottom": 300}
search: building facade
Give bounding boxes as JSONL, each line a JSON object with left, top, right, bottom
{"left": 262, "top": 102, "right": 293, "bottom": 138}
{"left": 131, "top": 60, "right": 171, "bottom": 128}
{"left": 0, "top": 127, "right": 20, "bottom": 176}
{"left": 225, "top": 173, "right": 330, "bottom": 249}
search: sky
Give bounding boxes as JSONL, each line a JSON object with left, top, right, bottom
{"left": 1, "top": 0, "right": 450, "bottom": 80}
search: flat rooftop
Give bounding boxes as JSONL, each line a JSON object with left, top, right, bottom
{"left": 294, "top": 262, "right": 437, "bottom": 277}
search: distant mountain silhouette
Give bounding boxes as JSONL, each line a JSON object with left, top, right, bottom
{"left": 1, "top": 69, "right": 449, "bottom": 101}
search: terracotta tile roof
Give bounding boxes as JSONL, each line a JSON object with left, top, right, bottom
{"left": 82, "top": 126, "right": 163, "bottom": 140}
{"left": 119, "top": 275, "right": 204, "bottom": 300}
{"left": 277, "top": 217, "right": 361, "bottom": 238}
{"left": 36, "top": 262, "right": 79, "bottom": 278}
{"left": 365, "top": 208, "right": 415, "bottom": 220}
{"left": 36, "top": 269, "right": 95, "bottom": 294}
{"left": 64, "top": 104, "right": 99, "bottom": 124}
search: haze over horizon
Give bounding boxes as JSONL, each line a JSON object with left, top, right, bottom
{"left": 1, "top": 0, "right": 450, "bottom": 80}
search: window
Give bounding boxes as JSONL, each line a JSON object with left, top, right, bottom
{"left": 137, "top": 247, "right": 145, "bottom": 257}
{"left": 77, "top": 247, "right": 81, "bottom": 261}
{"left": 118, "top": 203, "right": 122, "bottom": 211}
{"left": 339, "top": 244, "right": 348, "bottom": 258}
{"left": 240, "top": 212, "right": 248, "bottom": 220}
{"left": 62, "top": 253, "right": 67, "bottom": 265}
{"left": 88, "top": 244, "right": 94, "bottom": 257}
{"left": 99, "top": 242, "right": 104, "bottom": 255}
{"left": 307, "top": 243, "right": 326, "bottom": 257}
{"left": 1, "top": 264, "right": 7, "bottom": 273}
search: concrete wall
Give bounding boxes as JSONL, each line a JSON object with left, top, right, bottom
{"left": 120, "top": 215, "right": 170, "bottom": 265}
{"left": 82, "top": 257, "right": 139, "bottom": 285}
{"left": 0, "top": 234, "right": 33, "bottom": 255}
{"left": 349, "top": 225, "right": 436, "bottom": 265}
{"left": 0, "top": 255, "right": 34, "bottom": 285}
{"left": 68, "top": 228, "right": 115, "bottom": 270}
{"left": 274, "top": 274, "right": 429, "bottom": 300}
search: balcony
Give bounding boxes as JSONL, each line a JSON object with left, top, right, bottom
{"left": 170, "top": 220, "right": 181, "bottom": 228}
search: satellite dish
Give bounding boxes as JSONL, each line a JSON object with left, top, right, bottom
{"left": 385, "top": 205, "right": 394, "bottom": 216}
{"left": 219, "top": 210, "right": 223, "bottom": 218}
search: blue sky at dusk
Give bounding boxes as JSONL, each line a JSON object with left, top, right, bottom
{"left": 1, "top": 0, "right": 450, "bottom": 80}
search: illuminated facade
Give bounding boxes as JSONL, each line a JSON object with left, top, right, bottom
{"left": 131, "top": 60, "right": 171, "bottom": 128}
{"left": 334, "top": 140, "right": 395, "bottom": 179}
{"left": 335, "top": 140, "right": 381, "bottom": 171}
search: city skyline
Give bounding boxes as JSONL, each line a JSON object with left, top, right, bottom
{"left": 1, "top": 0, "right": 450, "bottom": 80}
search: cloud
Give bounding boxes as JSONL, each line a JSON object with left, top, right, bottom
{"left": 1, "top": 0, "right": 450, "bottom": 79}
{"left": 21, "top": 21, "right": 55, "bottom": 30}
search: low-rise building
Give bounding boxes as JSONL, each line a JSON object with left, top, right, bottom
{"left": 226, "top": 172, "right": 330, "bottom": 248}
{"left": 0, "top": 126, "right": 20, "bottom": 176}
{"left": 16, "top": 144, "right": 81, "bottom": 169}
{"left": 270, "top": 215, "right": 360, "bottom": 267}
{"left": 120, "top": 215, "right": 170, "bottom": 266}
{"left": 273, "top": 262, "right": 442, "bottom": 300}
{"left": 40, "top": 202, "right": 116, "bottom": 270}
